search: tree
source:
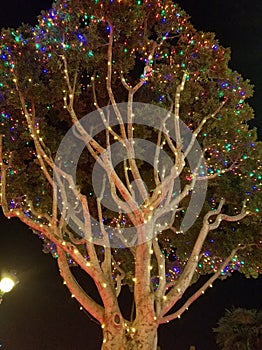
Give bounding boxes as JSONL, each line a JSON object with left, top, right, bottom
{"left": 213, "top": 308, "right": 262, "bottom": 350}
{"left": 0, "top": 1, "right": 261, "bottom": 349}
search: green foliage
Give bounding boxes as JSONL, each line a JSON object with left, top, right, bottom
{"left": 214, "top": 308, "right": 262, "bottom": 350}
{"left": 0, "top": 0, "right": 261, "bottom": 286}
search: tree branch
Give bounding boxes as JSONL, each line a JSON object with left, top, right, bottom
{"left": 153, "top": 238, "right": 167, "bottom": 315}
{"left": 160, "top": 245, "right": 247, "bottom": 324}
{"left": 184, "top": 97, "right": 228, "bottom": 158}
{"left": 161, "top": 199, "right": 248, "bottom": 316}
{"left": 57, "top": 246, "right": 104, "bottom": 324}
{"left": 174, "top": 72, "right": 187, "bottom": 149}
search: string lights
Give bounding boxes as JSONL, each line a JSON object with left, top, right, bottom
{"left": 0, "top": 0, "right": 261, "bottom": 336}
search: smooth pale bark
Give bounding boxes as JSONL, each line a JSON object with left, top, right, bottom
{"left": 101, "top": 297, "right": 158, "bottom": 350}
{"left": 101, "top": 320, "right": 158, "bottom": 350}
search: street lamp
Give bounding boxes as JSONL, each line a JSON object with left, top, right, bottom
{"left": 0, "top": 272, "right": 18, "bottom": 304}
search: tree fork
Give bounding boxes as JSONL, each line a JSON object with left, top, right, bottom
{"left": 101, "top": 319, "right": 158, "bottom": 350}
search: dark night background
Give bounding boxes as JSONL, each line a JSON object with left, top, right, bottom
{"left": 0, "top": 1, "right": 261, "bottom": 349}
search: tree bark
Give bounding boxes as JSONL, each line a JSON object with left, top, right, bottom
{"left": 101, "top": 318, "right": 158, "bottom": 350}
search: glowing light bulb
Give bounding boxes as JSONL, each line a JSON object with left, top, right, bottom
{"left": 0, "top": 277, "right": 15, "bottom": 293}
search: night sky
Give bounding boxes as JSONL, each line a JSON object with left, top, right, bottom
{"left": 0, "top": 1, "right": 261, "bottom": 350}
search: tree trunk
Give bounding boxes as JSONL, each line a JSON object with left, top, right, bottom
{"left": 101, "top": 319, "right": 158, "bottom": 350}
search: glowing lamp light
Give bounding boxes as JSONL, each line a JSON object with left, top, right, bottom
{"left": 0, "top": 277, "right": 15, "bottom": 293}
{"left": 0, "top": 273, "right": 19, "bottom": 303}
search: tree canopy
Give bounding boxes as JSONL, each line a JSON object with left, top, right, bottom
{"left": 0, "top": 1, "right": 261, "bottom": 349}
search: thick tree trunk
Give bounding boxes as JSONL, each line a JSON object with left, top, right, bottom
{"left": 101, "top": 319, "right": 158, "bottom": 350}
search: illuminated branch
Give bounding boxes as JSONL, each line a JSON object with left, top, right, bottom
{"left": 120, "top": 71, "right": 132, "bottom": 92}
{"left": 120, "top": 42, "right": 168, "bottom": 203}
{"left": 159, "top": 152, "right": 204, "bottom": 216}
{"left": 61, "top": 67, "right": 144, "bottom": 224}
{"left": 153, "top": 238, "right": 167, "bottom": 315}
{"left": 126, "top": 112, "right": 149, "bottom": 203}
{"left": 121, "top": 41, "right": 158, "bottom": 95}
{"left": 152, "top": 172, "right": 192, "bottom": 225}
{"left": 109, "top": 178, "right": 141, "bottom": 226}
{"left": 199, "top": 158, "right": 241, "bottom": 181}
{"left": 154, "top": 130, "right": 162, "bottom": 187}
{"left": 160, "top": 245, "right": 247, "bottom": 324}
{"left": 53, "top": 164, "right": 87, "bottom": 237}
{"left": 91, "top": 74, "right": 123, "bottom": 143}
{"left": 60, "top": 56, "right": 107, "bottom": 161}
{"left": 161, "top": 199, "right": 248, "bottom": 316}
{"left": 174, "top": 72, "right": 187, "bottom": 149}
{"left": 1, "top": 137, "right": 122, "bottom": 324}
{"left": 57, "top": 246, "right": 104, "bottom": 324}
{"left": 13, "top": 78, "right": 54, "bottom": 187}
{"left": 112, "top": 257, "right": 126, "bottom": 297}
{"left": 123, "top": 159, "right": 134, "bottom": 197}
{"left": 97, "top": 176, "right": 112, "bottom": 278}
{"left": 209, "top": 203, "right": 247, "bottom": 231}
{"left": 95, "top": 25, "right": 149, "bottom": 206}
{"left": 1, "top": 150, "right": 57, "bottom": 242}
{"left": 106, "top": 23, "right": 127, "bottom": 141}
{"left": 74, "top": 193, "right": 122, "bottom": 313}
{"left": 54, "top": 130, "right": 143, "bottom": 228}
{"left": 26, "top": 199, "right": 52, "bottom": 225}
{"left": 153, "top": 188, "right": 185, "bottom": 226}
{"left": 60, "top": 54, "right": 79, "bottom": 111}
{"left": 153, "top": 104, "right": 173, "bottom": 187}
{"left": 148, "top": 82, "right": 191, "bottom": 211}
{"left": 162, "top": 95, "right": 183, "bottom": 168}
{"left": 64, "top": 227, "right": 86, "bottom": 245}
{"left": 51, "top": 183, "right": 59, "bottom": 236}
{"left": 184, "top": 97, "right": 228, "bottom": 158}
{"left": 30, "top": 102, "right": 54, "bottom": 164}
